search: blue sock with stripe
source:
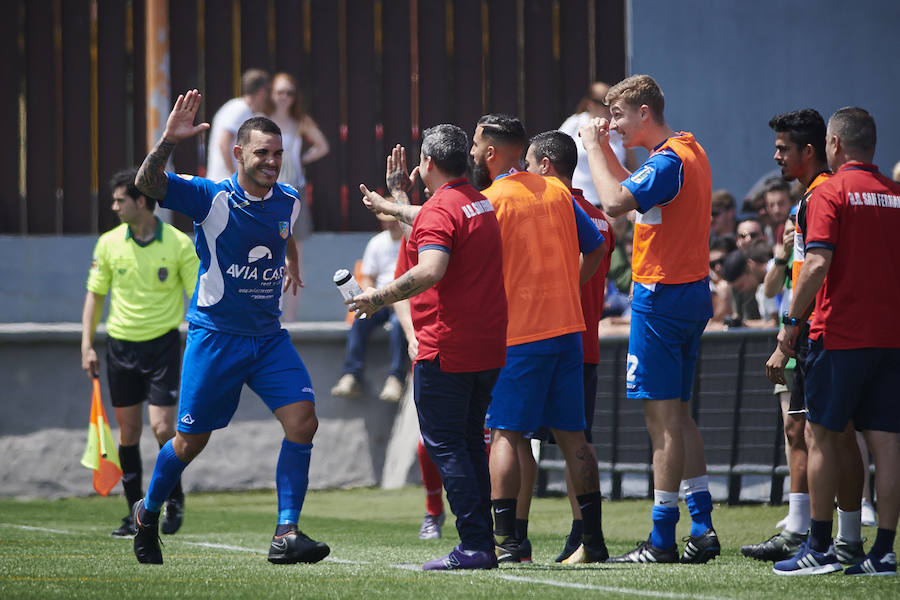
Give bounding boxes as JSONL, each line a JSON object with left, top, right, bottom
{"left": 145, "top": 440, "right": 189, "bottom": 513}
{"left": 276, "top": 439, "right": 312, "bottom": 525}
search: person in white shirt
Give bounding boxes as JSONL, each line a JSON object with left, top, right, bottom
{"left": 205, "top": 69, "right": 271, "bottom": 182}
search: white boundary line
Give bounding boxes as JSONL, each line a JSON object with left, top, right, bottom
{"left": 1, "top": 523, "right": 736, "bottom": 599}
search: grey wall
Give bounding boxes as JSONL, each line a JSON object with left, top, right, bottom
{"left": 629, "top": 0, "right": 900, "bottom": 201}
{"left": 0, "top": 232, "right": 374, "bottom": 323}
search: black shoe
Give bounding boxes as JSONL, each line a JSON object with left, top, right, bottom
{"left": 495, "top": 535, "right": 521, "bottom": 563}
{"left": 518, "top": 537, "right": 533, "bottom": 563}
{"left": 161, "top": 497, "right": 184, "bottom": 535}
{"left": 112, "top": 515, "right": 137, "bottom": 538}
{"left": 562, "top": 541, "right": 610, "bottom": 564}
{"left": 681, "top": 528, "right": 721, "bottom": 564}
{"left": 606, "top": 537, "right": 678, "bottom": 564}
{"left": 132, "top": 499, "right": 163, "bottom": 564}
{"left": 740, "top": 529, "right": 807, "bottom": 562}
{"left": 555, "top": 535, "right": 581, "bottom": 563}
{"left": 267, "top": 529, "right": 330, "bottom": 564}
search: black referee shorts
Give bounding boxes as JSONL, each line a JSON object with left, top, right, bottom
{"left": 106, "top": 329, "right": 181, "bottom": 408}
{"left": 788, "top": 321, "right": 811, "bottom": 415}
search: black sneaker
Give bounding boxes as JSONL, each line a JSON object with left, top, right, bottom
{"left": 555, "top": 535, "right": 581, "bottom": 563}
{"left": 606, "top": 537, "right": 678, "bottom": 564}
{"left": 518, "top": 537, "right": 533, "bottom": 563}
{"left": 267, "top": 529, "right": 330, "bottom": 564}
{"left": 112, "top": 515, "right": 137, "bottom": 538}
{"left": 562, "top": 541, "right": 610, "bottom": 564}
{"left": 495, "top": 535, "right": 521, "bottom": 563}
{"left": 132, "top": 499, "right": 163, "bottom": 564}
{"left": 741, "top": 529, "right": 807, "bottom": 562}
{"left": 681, "top": 528, "right": 721, "bottom": 564}
{"left": 161, "top": 497, "right": 184, "bottom": 535}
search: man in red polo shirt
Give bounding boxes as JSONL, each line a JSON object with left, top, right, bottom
{"left": 775, "top": 107, "right": 900, "bottom": 576}
{"left": 351, "top": 124, "right": 508, "bottom": 571}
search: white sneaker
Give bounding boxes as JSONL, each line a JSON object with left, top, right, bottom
{"left": 331, "top": 374, "right": 362, "bottom": 398}
{"left": 861, "top": 500, "right": 878, "bottom": 527}
{"left": 379, "top": 375, "right": 404, "bottom": 402}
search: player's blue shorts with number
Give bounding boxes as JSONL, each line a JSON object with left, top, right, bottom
{"left": 626, "top": 309, "right": 707, "bottom": 401}
{"left": 177, "top": 324, "right": 315, "bottom": 433}
{"left": 487, "top": 333, "right": 585, "bottom": 433}
{"left": 804, "top": 337, "right": 900, "bottom": 433}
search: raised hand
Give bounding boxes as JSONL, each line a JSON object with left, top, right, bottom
{"left": 386, "top": 144, "right": 419, "bottom": 196}
{"left": 163, "top": 89, "right": 210, "bottom": 143}
{"left": 579, "top": 117, "right": 611, "bottom": 152}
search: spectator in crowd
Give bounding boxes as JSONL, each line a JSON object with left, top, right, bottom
{"left": 581, "top": 74, "right": 719, "bottom": 565}
{"left": 558, "top": 81, "right": 636, "bottom": 208}
{"left": 774, "top": 107, "right": 900, "bottom": 576}
{"left": 206, "top": 69, "right": 271, "bottom": 182}
{"left": 81, "top": 168, "right": 199, "bottom": 539}
{"left": 736, "top": 216, "right": 765, "bottom": 250}
{"left": 762, "top": 178, "right": 794, "bottom": 249}
{"left": 268, "top": 72, "right": 330, "bottom": 321}
{"left": 603, "top": 214, "right": 634, "bottom": 318}
{"left": 722, "top": 246, "right": 776, "bottom": 326}
{"left": 471, "top": 114, "right": 609, "bottom": 565}
{"left": 331, "top": 215, "right": 407, "bottom": 402}
{"left": 710, "top": 189, "right": 737, "bottom": 240}
{"left": 708, "top": 234, "right": 737, "bottom": 323}
{"left": 893, "top": 159, "right": 900, "bottom": 182}
{"left": 353, "top": 124, "right": 509, "bottom": 571}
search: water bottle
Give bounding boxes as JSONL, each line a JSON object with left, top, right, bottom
{"left": 334, "top": 269, "right": 366, "bottom": 319}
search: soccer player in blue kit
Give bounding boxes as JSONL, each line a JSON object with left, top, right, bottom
{"left": 131, "top": 89, "right": 329, "bottom": 565}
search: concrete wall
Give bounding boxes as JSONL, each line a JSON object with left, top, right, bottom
{"left": 629, "top": 0, "right": 900, "bottom": 200}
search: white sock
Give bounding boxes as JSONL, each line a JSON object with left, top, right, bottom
{"left": 837, "top": 508, "right": 862, "bottom": 543}
{"left": 785, "top": 493, "right": 810, "bottom": 534}
{"left": 654, "top": 489, "right": 679, "bottom": 508}
{"left": 681, "top": 475, "right": 710, "bottom": 496}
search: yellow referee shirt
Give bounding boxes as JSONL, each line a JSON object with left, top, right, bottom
{"left": 86, "top": 219, "right": 199, "bottom": 342}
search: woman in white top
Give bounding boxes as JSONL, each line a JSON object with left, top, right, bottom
{"left": 268, "top": 72, "right": 330, "bottom": 320}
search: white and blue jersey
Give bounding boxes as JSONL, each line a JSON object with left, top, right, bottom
{"left": 162, "top": 172, "right": 301, "bottom": 336}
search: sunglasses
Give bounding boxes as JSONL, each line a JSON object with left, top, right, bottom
{"left": 709, "top": 258, "right": 725, "bottom": 269}
{"left": 738, "top": 231, "right": 761, "bottom": 240}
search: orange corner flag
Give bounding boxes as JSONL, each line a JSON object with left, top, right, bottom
{"left": 80, "top": 378, "right": 122, "bottom": 496}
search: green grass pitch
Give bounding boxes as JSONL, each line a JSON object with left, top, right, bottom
{"left": 0, "top": 487, "right": 893, "bottom": 599}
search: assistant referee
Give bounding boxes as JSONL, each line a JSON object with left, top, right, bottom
{"left": 81, "top": 168, "right": 199, "bottom": 538}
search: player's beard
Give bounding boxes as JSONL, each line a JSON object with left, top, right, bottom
{"left": 468, "top": 155, "right": 492, "bottom": 190}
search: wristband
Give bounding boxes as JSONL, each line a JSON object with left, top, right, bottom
{"left": 781, "top": 312, "right": 800, "bottom": 327}
{"left": 773, "top": 257, "right": 788, "bottom": 266}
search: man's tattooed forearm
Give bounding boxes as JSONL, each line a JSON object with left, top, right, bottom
{"left": 136, "top": 138, "right": 177, "bottom": 199}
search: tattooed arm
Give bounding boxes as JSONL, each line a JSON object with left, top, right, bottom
{"left": 135, "top": 89, "right": 210, "bottom": 199}
{"left": 359, "top": 184, "right": 421, "bottom": 226}
{"left": 384, "top": 144, "right": 421, "bottom": 237}
{"left": 346, "top": 248, "right": 449, "bottom": 319}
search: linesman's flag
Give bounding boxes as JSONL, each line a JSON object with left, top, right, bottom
{"left": 80, "top": 378, "right": 122, "bottom": 495}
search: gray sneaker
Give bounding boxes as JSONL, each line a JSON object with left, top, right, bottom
{"left": 741, "top": 529, "right": 807, "bottom": 562}
{"left": 833, "top": 537, "right": 866, "bottom": 566}
{"left": 418, "top": 513, "right": 445, "bottom": 540}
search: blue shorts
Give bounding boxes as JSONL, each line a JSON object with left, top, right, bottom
{"left": 177, "top": 325, "right": 315, "bottom": 433}
{"left": 627, "top": 310, "right": 707, "bottom": 401}
{"left": 487, "top": 333, "right": 585, "bottom": 433}
{"left": 804, "top": 337, "right": 900, "bottom": 433}
{"left": 528, "top": 362, "right": 598, "bottom": 443}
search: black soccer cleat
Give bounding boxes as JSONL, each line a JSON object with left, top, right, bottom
{"left": 267, "top": 529, "right": 330, "bottom": 564}
{"left": 494, "top": 535, "right": 522, "bottom": 564}
{"left": 606, "top": 536, "right": 678, "bottom": 564}
{"left": 680, "top": 528, "right": 721, "bottom": 564}
{"left": 741, "top": 529, "right": 807, "bottom": 562}
{"left": 132, "top": 499, "right": 163, "bottom": 564}
{"left": 555, "top": 534, "right": 582, "bottom": 563}
{"left": 161, "top": 497, "right": 184, "bottom": 535}
{"left": 112, "top": 515, "right": 137, "bottom": 538}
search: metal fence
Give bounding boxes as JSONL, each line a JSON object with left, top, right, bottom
{"left": 539, "top": 328, "right": 790, "bottom": 505}
{"left": 3, "top": 0, "right": 625, "bottom": 235}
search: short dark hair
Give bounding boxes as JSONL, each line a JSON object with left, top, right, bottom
{"left": 829, "top": 107, "right": 876, "bottom": 155}
{"left": 745, "top": 240, "right": 773, "bottom": 264}
{"left": 421, "top": 124, "right": 469, "bottom": 177}
{"left": 722, "top": 249, "right": 748, "bottom": 283}
{"left": 711, "top": 189, "right": 735, "bottom": 211}
{"left": 768, "top": 109, "right": 827, "bottom": 163}
{"left": 709, "top": 234, "right": 737, "bottom": 254}
{"left": 109, "top": 167, "right": 155, "bottom": 211}
{"left": 762, "top": 178, "right": 791, "bottom": 197}
{"left": 528, "top": 130, "right": 578, "bottom": 180}
{"left": 477, "top": 114, "right": 527, "bottom": 149}
{"left": 236, "top": 116, "right": 282, "bottom": 145}
{"left": 241, "top": 69, "right": 271, "bottom": 96}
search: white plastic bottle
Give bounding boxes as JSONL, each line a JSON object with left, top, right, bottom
{"left": 334, "top": 268, "right": 364, "bottom": 301}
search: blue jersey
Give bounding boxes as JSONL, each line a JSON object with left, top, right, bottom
{"left": 161, "top": 172, "right": 301, "bottom": 336}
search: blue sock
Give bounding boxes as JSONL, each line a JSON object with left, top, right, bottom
{"left": 650, "top": 505, "right": 679, "bottom": 549}
{"left": 871, "top": 528, "right": 896, "bottom": 557}
{"left": 145, "top": 440, "right": 189, "bottom": 513}
{"left": 685, "top": 490, "right": 714, "bottom": 536}
{"left": 276, "top": 439, "right": 312, "bottom": 525}
{"left": 809, "top": 518, "right": 832, "bottom": 553}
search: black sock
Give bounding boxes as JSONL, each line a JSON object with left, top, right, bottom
{"left": 515, "top": 518, "right": 529, "bottom": 541}
{"left": 119, "top": 444, "right": 143, "bottom": 511}
{"left": 492, "top": 498, "right": 517, "bottom": 539}
{"left": 568, "top": 519, "right": 584, "bottom": 546}
{"left": 871, "top": 527, "right": 896, "bottom": 557}
{"left": 275, "top": 523, "right": 296, "bottom": 536}
{"left": 809, "top": 518, "right": 832, "bottom": 553}
{"left": 576, "top": 491, "right": 604, "bottom": 547}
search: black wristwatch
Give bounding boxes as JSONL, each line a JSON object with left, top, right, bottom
{"left": 774, "top": 257, "right": 788, "bottom": 266}
{"left": 781, "top": 312, "right": 800, "bottom": 327}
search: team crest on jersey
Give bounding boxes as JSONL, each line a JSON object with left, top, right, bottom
{"left": 158, "top": 267, "right": 168, "bottom": 282}
{"left": 278, "top": 221, "right": 289, "bottom": 239}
